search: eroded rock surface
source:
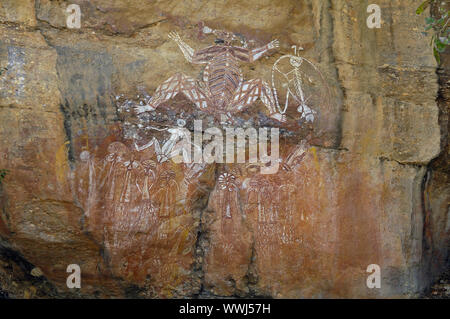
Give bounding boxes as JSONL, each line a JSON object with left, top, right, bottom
{"left": 0, "top": 0, "right": 448, "bottom": 298}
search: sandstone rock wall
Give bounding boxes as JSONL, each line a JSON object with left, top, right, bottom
{"left": 0, "top": 0, "right": 448, "bottom": 298}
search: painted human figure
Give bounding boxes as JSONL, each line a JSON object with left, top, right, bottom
{"left": 153, "top": 167, "right": 179, "bottom": 242}
{"left": 100, "top": 142, "right": 128, "bottom": 203}
{"left": 134, "top": 120, "right": 194, "bottom": 164}
{"left": 154, "top": 168, "right": 179, "bottom": 219}
{"left": 134, "top": 28, "right": 285, "bottom": 121}
{"left": 217, "top": 173, "right": 239, "bottom": 220}
{"left": 76, "top": 150, "right": 97, "bottom": 218}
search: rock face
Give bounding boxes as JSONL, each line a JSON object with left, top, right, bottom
{"left": 0, "top": 0, "right": 448, "bottom": 298}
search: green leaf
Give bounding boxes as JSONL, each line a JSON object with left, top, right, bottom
{"left": 417, "top": 0, "right": 432, "bottom": 15}
{"left": 0, "top": 169, "right": 8, "bottom": 184}
{"left": 433, "top": 47, "right": 441, "bottom": 64}
{"left": 436, "top": 44, "right": 446, "bottom": 53}
{"left": 435, "top": 37, "right": 447, "bottom": 51}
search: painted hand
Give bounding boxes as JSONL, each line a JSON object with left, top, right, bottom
{"left": 268, "top": 39, "right": 280, "bottom": 50}
{"left": 134, "top": 104, "right": 155, "bottom": 114}
{"left": 168, "top": 31, "right": 182, "bottom": 43}
{"left": 270, "top": 112, "right": 286, "bottom": 122}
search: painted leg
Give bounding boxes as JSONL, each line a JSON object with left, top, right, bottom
{"left": 230, "top": 79, "right": 286, "bottom": 122}
{"left": 134, "top": 73, "right": 211, "bottom": 113}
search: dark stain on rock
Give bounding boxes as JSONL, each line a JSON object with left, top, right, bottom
{"left": 60, "top": 99, "right": 74, "bottom": 163}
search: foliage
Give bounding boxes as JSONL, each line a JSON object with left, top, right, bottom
{"left": 417, "top": 0, "right": 449, "bottom": 64}
{"left": 0, "top": 169, "right": 8, "bottom": 185}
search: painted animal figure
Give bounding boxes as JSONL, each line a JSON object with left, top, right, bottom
{"left": 134, "top": 28, "right": 285, "bottom": 122}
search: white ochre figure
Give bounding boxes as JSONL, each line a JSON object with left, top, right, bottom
{"left": 134, "top": 28, "right": 284, "bottom": 121}
{"left": 271, "top": 54, "right": 324, "bottom": 123}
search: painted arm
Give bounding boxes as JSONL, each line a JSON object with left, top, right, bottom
{"left": 168, "top": 31, "right": 196, "bottom": 63}
{"left": 248, "top": 39, "right": 279, "bottom": 62}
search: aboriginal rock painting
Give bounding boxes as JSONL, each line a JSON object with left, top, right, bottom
{"left": 71, "top": 25, "right": 333, "bottom": 294}
{"left": 131, "top": 25, "right": 331, "bottom": 124}
{"left": 133, "top": 28, "right": 282, "bottom": 121}
{"left": 73, "top": 140, "right": 209, "bottom": 289}
{"left": 203, "top": 143, "right": 329, "bottom": 294}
